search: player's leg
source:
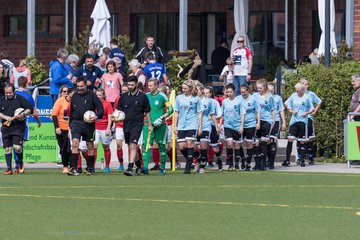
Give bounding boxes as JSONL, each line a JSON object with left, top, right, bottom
{"left": 115, "top": 127, "right": 124, "bottom": 171}
{"left": 141, "top": 125, "right": 152, "bottom": 174}
{"left": 224, "top": 128, "right": 235, "bottom": 171}
{"left": 282, "top": 123, "right": 298, "bottom": 167}
{"left": 101, "top": 130, "right": 112, "bottom": 173}
{"left": 184, "top": 130, "right": 197, "bottom": 174}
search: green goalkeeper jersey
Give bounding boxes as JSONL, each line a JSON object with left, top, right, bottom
{"left": 146, "top": 91, "right": 173, "bottom": 124}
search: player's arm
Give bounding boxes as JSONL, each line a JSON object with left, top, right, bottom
{"left": 280, "top": 110, "right": 286, "bottom": 131}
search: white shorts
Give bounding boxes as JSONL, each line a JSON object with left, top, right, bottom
{"left": 167, "top": 124, "right": 172, "bottom": 143}
{"left": 94, "top": 129, "right": 112, "bottom": 146}
{"left": 115, "top": 127, "right": 124, "bottom": 141}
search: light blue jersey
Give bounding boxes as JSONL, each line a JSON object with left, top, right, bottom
{"left": 222, "top": 96, "right": 243, "bottom": 131}
{"left": 175, "top": 94, "right": 202, "bottom": 131}
{"left": 285, "top": 93, "right": 314, "bottom": 126}
{"left": 253, "top": 92, "right": 275, "bottom": 124}
{"left": 200, "top": 97, "right": 214, "bottom": 132}
{"left": 305, "top": 90, "right": 321, "bottom": 120}
{"left": 272, "top": 94, "right": 284, "bottom": 122}
{"left": 242, "top": 94, "right": 259, "bottom": 128}
{"left": 210, "top": 98, "right": 222, "bottom": 126}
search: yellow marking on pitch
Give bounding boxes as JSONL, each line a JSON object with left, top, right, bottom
{"left": 0, "top": 184, "right": 358, "bottom": 190}
{"left": 0, "top": 193, "right": 359, "bottom": 212}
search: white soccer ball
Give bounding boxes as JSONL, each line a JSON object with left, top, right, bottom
{"left": 83, "top": 110, "right": 96, "bottom": 123}
{"left": 14, "top": 108, "right": 25, "bottom": 121}
{"left": 112, "top": 109, "right": 125, "bottom": 122}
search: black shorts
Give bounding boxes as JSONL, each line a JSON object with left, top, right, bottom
{"left": 243, "top": 127, "right": 256, "bottom": 142}
{"left": 2, "top": 127, "right": 24, "bottom": 148}
{"left": 307, "top": 118, "right": 315, "bottom": 140}
{"left": 224, "top": 127, "right": 242, "bottom": 143}
{"left": 124, "top": 127, "right": 142, "bottom": 145}
{"left": 256, "top": 121, "right": 272, "bottom": 141}
{"left": 70, "top": 120, "right": 95, "bottom": 142}
{"left": 177, "top": 130, "right": 197, "bottom": 142}
{"left": 196, "top": 130, "right": 210, "bottom": 143}
{"left": 210, "top": 125, "right": 220, "bottom": 146}
{"left": 270, "top": 121, "right": 280, "bottom": 139}
{"left": 288, "top": 122, "right": 307, "bottom": 141}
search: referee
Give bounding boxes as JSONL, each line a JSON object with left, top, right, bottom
{"left": 0, "top": 84, "right": 33, "bottom": 175}
{"left": 116, "top": 75, "right": 152, "bottom": 176}
{"left": 68, "top": 76, "right": 104, "bottom": 176}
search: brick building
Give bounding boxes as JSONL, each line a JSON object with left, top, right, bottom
{"left": 0, "top": 0, "right": 357, "bottom": 76}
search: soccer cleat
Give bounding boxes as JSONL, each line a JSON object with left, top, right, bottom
{"left": 67, "top": 168, "right": 79, "bottom": 176}
{"left": 198, "top": 168, "right": 205, "bottom": 174}
{"left": 159, "top": 168, "right": 166, "bottom": 175}
{"left": 235, "top": 163, "right": 240, "bottom": 171}
{"left": 62, "top": 167, "right": 70, "bottom": 174}
{"left": 150, "top": 165, "right": 160, "bottom": 171}
{"left": 124, "top": 169, "right": 133, "bottom": 176}
{"left": 86, "top": 168, "right": 95, "bottom": 176}
{"left": 228, "top": 165, "right": 235, "bottom": 171}
{"left": 268, "top": 165, "right": 275, "bottom": 170}
{"left": 141, "top": 168, "right": 149, "bottom": 175}
{"left": 217, "top": 158, "right": 223, "bottom": 172}
{"left": 309, "top": 159, "right": 315, "bottom": 165}
{"left": 300, "top": 159, "right": 305, "bottom": 167}
{"left": 208, "top": 162, "right": 215, "bottom": 168}
{"left": 3, "top": 169, "right": 13, "bottom": 175}
{"left": 176, "top": 161, "right": 181, "bottom": 169}
{"left": 18, "top": 164, "right": 25, "bottom": 174}
{"left": 104, "top": 167, "right": 110, "bottom": 173}
{"left": 245, "top": 163, "right": 251, "bottom": 171}
{"left": 296, "top": 159, "right": 300, "bottom": 165}
{"left": 281, "top": 160, "right": 290, "bottom": 167}
{"left": 77, "top": 168, "right": 83, "bottom": 174}
{"left": 117, "top": 164, "right": 124, "bottom": 171}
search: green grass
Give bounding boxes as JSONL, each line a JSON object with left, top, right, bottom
{"left": 1, "top": 169, "right": 360, "bottom": 240}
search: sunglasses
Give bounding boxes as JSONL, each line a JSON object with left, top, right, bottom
{"left": 237, "top": 40, "right": 244, "bottom": 43}
{"left": 62, "top": 90, "right": 68, "bottom": 93}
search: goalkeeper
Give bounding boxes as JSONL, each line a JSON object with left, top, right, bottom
{"left": 142, "top": 78, "right": 173, "bottom": 175}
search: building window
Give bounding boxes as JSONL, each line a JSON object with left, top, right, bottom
{"left": 248, "top": 12, "right": 285, "bottom": 75}
{"left": 133, "top": 13, "right": 177, "bottom": 61}
{"left": 7, "top": 15, "right": 64, "bottom": 36}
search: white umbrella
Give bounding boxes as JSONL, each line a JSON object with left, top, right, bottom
{"left": 231, "top": 0, "right": 252, "bottom": 54}
{"left": 89, "top": 0, "right": 111, "bottom": 53}
{"left": 317, "top": 0, "right": 337, "bottom": 56}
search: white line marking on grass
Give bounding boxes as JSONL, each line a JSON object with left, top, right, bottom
{"left": 0, "top": 193, "right": 359, "bottom": 212}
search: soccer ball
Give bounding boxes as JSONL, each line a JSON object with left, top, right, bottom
{"left": 14, "top": 108, "right": 25, "bottom": 121}
{"left": 112, "top": 109, "right": 125, "bottom": 122}
{"left": 83, "top": 110, "right": 96, "bottom": 123}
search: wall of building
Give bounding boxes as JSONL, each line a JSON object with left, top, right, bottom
{"left": 354, "top": 0, "right": 360, "bottom": 59}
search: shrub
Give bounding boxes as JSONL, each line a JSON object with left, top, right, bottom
{"left": 25, "top": 55, "right": 46, "bottom": 84}
{"left": 65, "top": 25, "right": 92, "bottom": 58}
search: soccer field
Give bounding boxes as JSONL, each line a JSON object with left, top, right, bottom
{"left": 1, "top": 170, "right": 360, "bottom": 240}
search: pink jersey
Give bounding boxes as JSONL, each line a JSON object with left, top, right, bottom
{"left": 101, "top": 72, "right": 123, "bottom": 103}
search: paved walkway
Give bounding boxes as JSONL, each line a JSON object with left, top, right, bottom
{"left": 20, "top": 161, "right": 360, "bottom": 174}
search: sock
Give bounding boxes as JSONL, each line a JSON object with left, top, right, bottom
{"left": 234, "top": 149, "right": 241, "bottom": 164}
{"left": 180, "top": 148, "right": 187, "bottom": 158}
{"left": 215, "top": 151, "right": 222, "bottom": 158}
{"left": 185, "top": 148, "right": 194, "bottom": 171}
{"left": 13, "top": 150, "right": 19, "bottom": 168}
{"left": 71, "top": 153, "right": 79, "bottom": 169}
{"left": 260, "top": 142, "right": 267, "bottom": 165}
{"left": 298, "top": 143, "right": 306, "bottom": 160}
{"left": 194, "top": 150, "right": 200, "bottom": 160}
{"left": 82, "top": 151, "right": 89, "bottom": 167}
{"left": 286, "top": 141, "right": 293, "bottom": 162}
{"left": 128, "top": 162, "right": 134, "bottom": 170}
{"left": 307, "top": 142, "right": 314, "bottom": 160}
{"left": 239, "top": 146, "right": 245, "bottom": 160}
{"left": 267, "top": 143, "right": 277, "bottom": 166}
{"left": 226, "top": 148, "right": 233, "bottom": 165}
{"left": 200, "top": 149, "right": 208, "bottom": 168}
{"left": 5, "top": 153, "right": 12, "bottom": 170}
{"left": 104, "top": 149, "right": 111, "bottom": 168}
{"left": 77, "top": 154, "right": 82, "bottom": 169}
{"left": 247, "top": 148, "right": 253, "bottom": 164}
{"left": 208, "top": 146, "right": 214, "bottom": 163}
{"left": 159, "top": 144, "right": 167, "bottom": 170}
{"left": 142, "top": 148, "right": 151, "bottom": 170}
{"left": 152, "top": 148, "right": 160, "bottom": 166}
{"left": 117, "top": 149, "right": 123, "bottom": 164}
{"left": 253, "top": 146, "right": 261, "bottom": 167}
{"left": 87, "top": 155, "right": 95, "bottom": 170}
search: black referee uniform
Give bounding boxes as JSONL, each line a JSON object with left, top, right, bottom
{"left": 116, "top": 90, "right": 150, "bottom": 145}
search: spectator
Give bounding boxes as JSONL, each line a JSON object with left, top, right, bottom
{"left": 309, "top": 48, "right": 320, "bottom": 64}
{"left": 178, "top": 51, "right": 208, "bottom": 85}
{"left": 109, "top": 39, "right": 126, "bottom": 71}
{"left": 10, "top": 59, "right": 32, "bottom": 88}
{"left": 135, "top": 34, "right": 164, "bottom": 67}
{"left": 0, "top": 61, "right": 9, "bottom": 98}
{"left": 219, "top": 57, "right": 235, "bottom": 85}
{"left": 349, "top": 74, "right": 360, "bottom": 121}
{"left": 102, "top": 47, "right": 112, "bottom": 56}
{"left": 232, "top": 35, "right": 253, "bottom": 95}
{"left": 143, "top": 52, "right": 168, "bottom": 86}
{"left": 128, "top": 59, "right": 147, "bottom": 88}
{"left": 112, "top": 57, "right": 127, "bottom": 82}
{"left": 73, "top": 53, "right": 103, "bottom": 90}
{"left": 211, "top": 41, "right": 230, "bottom": 75}
{"left": 0, "top": 51, "right": 15, "bottom": 77}
{"left": 78, "top": 43, "right": 100, "bottom": 66}
{"left": 49, "top": 48, "right": 72, "bottom": 104}
{"left": 101, "top": 60, "right": 123, "bottom": 106}
{"left": 64, "top": 54, "right": 79, "bottom": 75}
{"left": 95, "top": 53, "right": 108, "bottom": 73}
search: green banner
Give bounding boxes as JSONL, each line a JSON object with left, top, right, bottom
{"left": 347, "top": 121, "right": 360, "bottom": 160}
{"left": 0, "top": 123, "right": 105, "bottom": 163}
